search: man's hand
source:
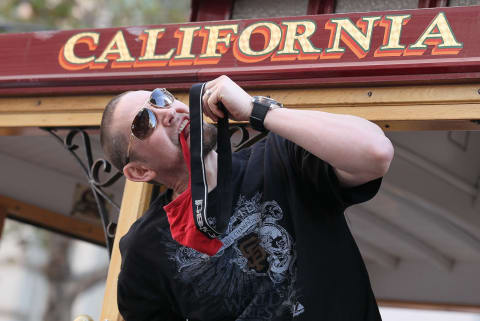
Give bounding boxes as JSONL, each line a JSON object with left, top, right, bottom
{"left": 202, "top": 75, "right": 252, "bottom": 122}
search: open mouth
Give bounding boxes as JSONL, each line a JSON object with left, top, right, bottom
{"left": 179, "top": 118, "right": 190, "bottom": 141}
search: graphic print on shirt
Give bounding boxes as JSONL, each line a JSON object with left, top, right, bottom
{"left": 162, "top": 193, "right": 304, "bottom": 320}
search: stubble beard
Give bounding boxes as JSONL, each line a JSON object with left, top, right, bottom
{"left": 158, "top": 122, "right": 217, "bottom": 188}
{"left": 202, "top": 122, "right": 218, "bottom": 157}
{"left": 175, "top": 121, "right": 218, "bottom": 157}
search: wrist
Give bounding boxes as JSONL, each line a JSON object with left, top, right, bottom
{"left": 249, "top": 96, "right": 283, "bottom": 132}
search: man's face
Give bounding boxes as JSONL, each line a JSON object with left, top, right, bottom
{"left": 113, "top": 90, "right": 217, "bottom": 181}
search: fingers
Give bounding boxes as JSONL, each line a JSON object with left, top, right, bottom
{"left": 202, "top": 87, "right": 216, "bottom": 121}
{"left": 205, "top": 75, "right": 224, "bottom": 90}
{"left": 202, "top": 92, "right": 217, "bottom": 122}
{"left": 207, "top": 87, "right": 225, "bottom": 119}
{"left": 202, "top": 75, "right": 252, "bottom": 122}
{"left": 202, "top": 83, "right": 224, "bottom": 122}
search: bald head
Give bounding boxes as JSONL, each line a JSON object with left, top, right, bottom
{"left": 100, "top": 91, "right": 131, "bottom": 171}
{"left": 101, "top": 90, "right": 159, "bottom": 171}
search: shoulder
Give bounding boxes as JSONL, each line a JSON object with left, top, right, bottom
{"left": 119, "top": 190, "right": 170, "bottom": 269}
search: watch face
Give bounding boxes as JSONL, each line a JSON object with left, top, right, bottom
{"left": 255, "top": 96, "right": 283, "bottom": 108}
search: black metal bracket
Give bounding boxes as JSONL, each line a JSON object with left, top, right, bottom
{"left": 43, "top": 127, "right": 123, "bottom": 257}
{"left": 229, "top": 124, "right": 267, "bottom": 152}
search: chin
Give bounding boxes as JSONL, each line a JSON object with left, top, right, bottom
{"left": 180, "top": 122, "right": 217, "bottom": 156}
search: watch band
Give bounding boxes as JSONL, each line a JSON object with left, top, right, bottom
{"left": 250, "top": 99, "right": 270, "bottom": 132}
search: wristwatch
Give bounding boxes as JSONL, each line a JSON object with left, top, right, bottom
{"left": 249, "top": 96, "right": 283, "bottom": 132}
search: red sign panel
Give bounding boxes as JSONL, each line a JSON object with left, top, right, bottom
{"left": 0, "top": 6, "right": 479, "bottom": 95}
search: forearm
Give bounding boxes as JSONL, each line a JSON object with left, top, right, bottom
{"left": 202, "top": 75, "right": 394, "bottom": 186}
{"left": 263, "top": 107, "right": 394, "bottom": 185}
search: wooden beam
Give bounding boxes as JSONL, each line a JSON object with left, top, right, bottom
{"left": 0, "top": 127, "right": 99, "bottom": 136}
{"left": 298, "top": 104, "right": 480, "bottom": 121}
{"left": 0, "top": 95, "right": 111, "bottom": 113}
{"left": 4, "top": 103, "right": 477, "bottom": 128}
{"left": 0, "top": 207, "right": 6, "bottom": 239}
{"left": 375, "top": 120, "right": 480, "bottom": 131}
{"left": 0, "top": 127, "right": 51, "bottom": 136}
{"left": 2, "top": 84, "right": 480, "bottom": 113}
{"left": 1, "top": 84, "right": 479, "bottom": 128}
{"left": 252, "top": 84, "right": 480, "bottom": 108}
{"left": 378, "top": 299, "right": 480, "bottom": 313}
{"left": 0, "top": 195, "right": 105, "bottom": 245}
{"left": 100, "top": 181, "right": 153, "bottom": 321}
{"left": 0, "top": 111, "right": 101, "bottom": 127}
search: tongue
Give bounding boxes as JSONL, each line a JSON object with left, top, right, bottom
{"left": 162, "top": 128, "right": 223, "bottom": 256}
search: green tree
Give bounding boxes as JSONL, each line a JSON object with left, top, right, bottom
{"left": 0, "top": 0, "right": 189, "bottom": 32}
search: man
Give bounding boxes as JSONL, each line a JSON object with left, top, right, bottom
{"left": 100, "top": 75, "right": 394, "bottom": 321}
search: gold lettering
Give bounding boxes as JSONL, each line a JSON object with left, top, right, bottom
{"left": 138, "top": 28, "right": 174, "bottom": 61}
{"left": 199, "top": 24, "right": 238, "bottom": 58}
{"left": 62, "top": 32, "right": 99, "bottom": 65}
{"left": 374, "top": 15, "right": 410, "bottom": 57}
{"left": 323, "top": 16, "right": 381, "bottom": 59}
{"left": 95, "top": 31, "right": 135, "bottom": 64}
{"left": 381, "top": 15, "right": 410, "bottom": 50}
{"left": 173, "top": 26, "right": 201, "bottom": 60}
{"left": 238, "top": 22, "right": 282, "bottom": 57}
{"left": 276, "top": 21, "right": 321, "bottom": 56}
{"left": 406, "top": 12, "right": 463, "bottom": 55}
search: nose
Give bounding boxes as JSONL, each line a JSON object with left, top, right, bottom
{"left": 172, "top": 100, "right": 189, "bottom": 114}
{"left": 155, "top": 107, "right": 176, "bottom": 127}
{"left": 151, "top": 99, "right": 188, "bottom": 128}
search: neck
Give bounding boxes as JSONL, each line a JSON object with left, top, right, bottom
{"left": 171, "top": 170, "right": 188, "bottom": 200}
{"left": 203, "top": 150, "right": 218, "bottom": 192}
{"left": 171, "top": 150, "right": 218, "bottom": 200}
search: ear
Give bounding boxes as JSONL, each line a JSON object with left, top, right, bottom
{"left": 123, "top": 162, "right": 156, "bottom": 182}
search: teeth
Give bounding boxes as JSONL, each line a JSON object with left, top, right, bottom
{"left": 179, "top": 119, "right": 189, "bottom": 133}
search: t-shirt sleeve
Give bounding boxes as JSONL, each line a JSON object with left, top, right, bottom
{"left": 117, "top": 212, "right": 183, "bottom": 321}
{"left": 117, "top": 268, "right": 181, "bottom": 321}
{"left": 281, "top": 134, "right": 382, "bottom": 212}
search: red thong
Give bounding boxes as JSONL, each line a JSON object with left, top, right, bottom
{"left": 163, "top": 129, "right": 223, "bottom": 256}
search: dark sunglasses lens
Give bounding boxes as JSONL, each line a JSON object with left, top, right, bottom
{"left": 132, "top": 108, "right": 156, "bottom": 139}
{"left": 150, "top": 88, "right": 174, "bottom": 108}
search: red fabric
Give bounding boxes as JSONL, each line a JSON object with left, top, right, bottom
{"left": 163, "top": 129, "right": 223, "bottom": 256}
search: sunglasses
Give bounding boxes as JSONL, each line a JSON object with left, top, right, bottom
{"left": 125, "top": 88, "right": 175, "bottom": 165}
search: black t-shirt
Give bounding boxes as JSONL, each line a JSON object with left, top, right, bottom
{"left": 118, "top": 133, "right": 382, "bottom": 321}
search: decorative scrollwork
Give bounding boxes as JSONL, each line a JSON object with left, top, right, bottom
{"left": 229, "top": 124, "right": 266, "bottom": 152}
{"left": 91, "top": 159, "right": 123, "bottom": 188}
{"left": 43, "top": 127, "right": 123, "bottom": 256}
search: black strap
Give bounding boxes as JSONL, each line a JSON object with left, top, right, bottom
{"left": 250, "top": 100, "right": 270, "bottom": 132}
{"left": 189, "top": 83, "right": 232, "bottom": 238}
